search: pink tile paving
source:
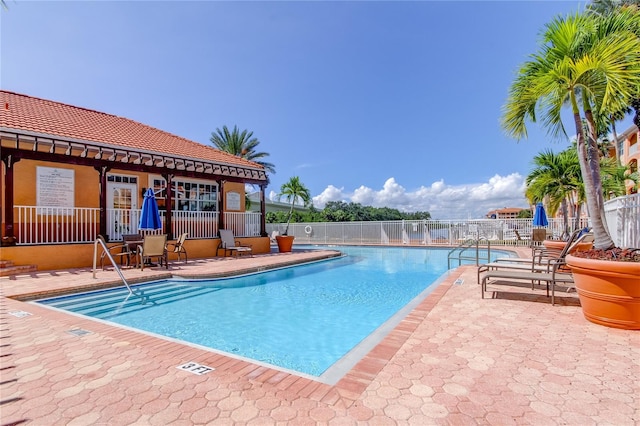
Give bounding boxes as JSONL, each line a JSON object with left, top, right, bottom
{"left": 1, "top": 248, "right": 638, "bottom": 424}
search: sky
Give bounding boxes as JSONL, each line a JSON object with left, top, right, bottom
{"left": 1, "top": 1, "right": 635, "bottom": 219}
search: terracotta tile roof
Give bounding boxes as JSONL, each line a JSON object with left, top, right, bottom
{"left": 0, "top": 90, "right": 264, "bottom": 171}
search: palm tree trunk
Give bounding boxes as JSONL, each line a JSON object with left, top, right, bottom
{"left": 572, "top": 103, "right": 615, "bottom": 249}
{"left": 284, "top": 204, "right": 294, "bottom": 235}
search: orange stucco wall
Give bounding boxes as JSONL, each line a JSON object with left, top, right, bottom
{"left": 0, "top": 237, "right": 271, "bottom": 271}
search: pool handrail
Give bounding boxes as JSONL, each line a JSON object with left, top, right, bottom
{"left": 93, "top": 236, "right": 133, "bottom": 296}
{"left": 447, "top": 238, "right": 491, "bottom": 269}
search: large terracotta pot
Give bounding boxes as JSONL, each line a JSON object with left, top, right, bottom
{"left": 566, "top": 254, "right": 640, "bottom": 330}
{"left": 275, "top": 235, "right": 295, "bottom": 253}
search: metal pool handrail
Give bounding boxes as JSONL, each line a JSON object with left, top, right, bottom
{"left": 92, "top": 236, "right": 133, "bottom": 296}
{"left": 447, "top": 238, "right": 491, "bottom": 268}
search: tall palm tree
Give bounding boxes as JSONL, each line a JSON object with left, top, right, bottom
{"left": 210, "top": 125, "right": 276, "bottom": 175}
{"left": 502, "top": 9, "right": 640, "bottom": 249}
{"left": 278, "top": 176, "right": 311, "bottom": 235}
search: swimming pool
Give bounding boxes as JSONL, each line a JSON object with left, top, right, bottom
{"left": 35, "top": 245, "right": 510, "bottom": 382}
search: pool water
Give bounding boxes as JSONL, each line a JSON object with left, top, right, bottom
{"left": 35, "top": 246, "right": 509, "bottom": 380}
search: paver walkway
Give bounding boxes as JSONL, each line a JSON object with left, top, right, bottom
{"left": 1, "top": 248, "right": 638, "bottom": 425}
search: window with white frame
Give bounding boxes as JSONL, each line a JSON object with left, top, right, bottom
{"left": 151, "top": 177, "right": 218, "bottom": 212}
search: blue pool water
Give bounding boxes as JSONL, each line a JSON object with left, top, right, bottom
{"left": 35, "top": 246, "right": 510, "bottom": 379}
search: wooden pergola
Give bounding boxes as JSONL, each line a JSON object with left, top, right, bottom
{"left": 0, "top": 129, "right": 269, "bottom": 243}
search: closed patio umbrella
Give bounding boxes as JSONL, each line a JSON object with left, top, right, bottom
{"left": 139, "top": 188, "right": 162, "bottom": 231}
{"left": 533, "top": 202, "right": 548, "bottom": 227}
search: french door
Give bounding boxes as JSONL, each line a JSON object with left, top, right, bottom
{"left": 107, "top": 182, "right": 139, "bottom": 240}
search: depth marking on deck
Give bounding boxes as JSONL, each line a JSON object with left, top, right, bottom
{"left": 454, "top": 278, "right": 464, "bottom": 285}
{"left": 177, "top": 362, "right": 215, "bottom": 375}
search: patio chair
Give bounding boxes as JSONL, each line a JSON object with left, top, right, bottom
{"left": 137, "top": 234, "right": 168, "bottom": 270}
{"left": 531, "top": 228, "right": 547, "bottom": 248}
{"left": 100, "top": 233, "right": 142, "bottom": 270}
{"left": 477, "top": 230, "right": 591, "bottom": 285}
{"left": 168, "top": 232, "right": 188, "bottom": 263}
{"left": 217, "top": 229, "right": 252, "bottom": 257}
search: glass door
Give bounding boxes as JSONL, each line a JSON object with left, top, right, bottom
{"left": 107, "top": 182, "right": 138, "bottom": 240}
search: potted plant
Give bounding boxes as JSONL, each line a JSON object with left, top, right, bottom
{"left": 501, "top": 9, "right": 640, "bottom": 328}
{"left": 566, "top": 249, "right": 640, "bottom": 329}
{"left": 276, "top": 176, "right": 311, "bottom": 253}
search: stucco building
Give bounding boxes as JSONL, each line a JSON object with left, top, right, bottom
{"left": 1, "top": 90, "right": 271, "bottom": 270}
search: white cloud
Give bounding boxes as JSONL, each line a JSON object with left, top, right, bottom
{"left": 313, "top": 185, "right": 348, "bottom": 206}
{"left": 311, "top": 174, "right": 529, "bottom": 219}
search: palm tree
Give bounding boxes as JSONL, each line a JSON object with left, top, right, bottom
{"left": 278, "top": 176, "right": 311, "bottom": 235}
{"left": 502, "top": 9, "right": 640, "bottom": 249}
{"left": 587, "top": 1, "right": 640, "bottom": 138}
{"left": 600, "top": 157, "right": 640, "bottom": 197}
{"left": 210, "top": 125, "right": 276, "bottom": 175}
{"left": 588, "top": 0, "right": 640, "bottom": 15}
{"left": 525, "top": 149, "right": 583, "bottom": 237}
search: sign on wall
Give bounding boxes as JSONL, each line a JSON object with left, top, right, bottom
{"left": 226, "top": 191, "right": 241, "bottom": 211}
{"left": 37, "top": 166, "right": 75, "bottom": 208}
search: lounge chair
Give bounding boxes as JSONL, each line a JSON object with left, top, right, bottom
{"left": 480, "top": 259, "right": 574, "bottom": 305}
{"left": 217, "top": 229, "right": 252, "bottom": 257}
{"left": 168, "top": 232, "right": 188, "bottom": 263}
{"left": 491, "top": 228, "right": 582, "bottom": 266}
{"left": 477, "top": 231, "right": 593, "bottom": 284}
{"left": 137, "top": 234, "right": 168, "bottom": 270}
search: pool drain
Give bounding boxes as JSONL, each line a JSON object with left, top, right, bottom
{"left": 67, "top": 328, "right": 91, "bottom": 336}
{"left": 9, "top": 311, "right": 32, "bottom": 318}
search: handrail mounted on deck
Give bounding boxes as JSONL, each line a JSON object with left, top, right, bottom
{"left": 447, "top": 238, "right": 491, "bottom": 269}
{"left": 92, "top": 236, "right": 133, "bottom": 296}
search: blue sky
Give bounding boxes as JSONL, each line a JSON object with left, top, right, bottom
{"left": 1, "top": 1, "right": 635, "bottom": 219}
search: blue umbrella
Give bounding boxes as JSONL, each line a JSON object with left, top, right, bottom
{"left": 139, "top": 188, "right": 162, "bottom": 230}
{"left": 532, "top": 202, "right": 549, "bottom": 227}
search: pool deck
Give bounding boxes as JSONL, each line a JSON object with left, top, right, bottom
{"left": 1, "top": 247, "right": 638, "bottom": 425}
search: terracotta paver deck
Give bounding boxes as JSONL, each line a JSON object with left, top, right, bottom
{"left": 1, "top": 247, "right": 638, "bottom": 425}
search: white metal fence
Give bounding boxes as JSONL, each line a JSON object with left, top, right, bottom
{"left": 267, "top": 218, "right": 591, "bottom": 247}
{"left": 604, "top": 193, "right": 640, "bottom": 249}
{"left": 13, "top": 206, "right": 259, "bottom": 244}
{"left": 13, "top": 195, "right": 639, "bottom": 247}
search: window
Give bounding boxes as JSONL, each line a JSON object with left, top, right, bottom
{"left": 151, "top": 177, "right": 218, "bottom": 212}
{"left": 107, "top": 174, "right": 137, "bottom": 184}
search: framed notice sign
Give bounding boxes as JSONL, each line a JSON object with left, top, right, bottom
{"left": 226, "top": 191, "right": 241, "bottom": 211}
{"left": 37, "top": 167, "right": 74, "bottom": 208}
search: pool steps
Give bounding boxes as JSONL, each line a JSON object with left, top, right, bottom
{"left": 38, "top": 281, "right": 218, "bottom": 318}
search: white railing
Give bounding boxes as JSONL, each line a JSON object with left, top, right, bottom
{"left": 14, "top": 206, "right": 100, "bottom": 244}
{"left": 107, "top": 208, "right": 142, "bottom": 239}
{"left": 604, "top": 193, "right": 640, "bottom": 249}
{"left": 171, "top": 210, "right": 220, "bottom": 240}
{"left": 224, "top": 212, "right": 262, "bottom": 237}
{"left": 13, "top": 206, "right": 258, "bottom": 244}
{"left": 267, "top": 217, "right": 591, "bottom": 247}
